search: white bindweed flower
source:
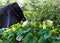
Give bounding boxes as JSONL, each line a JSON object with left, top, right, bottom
{"left": 22, "top": 20, "right": 28, "bottom": 27}
{"left": 16, "top": 36, "right": 22, "bottom": 41}
{"left": 45, "top": 20, "right": 53, "bottom": 24}
{"left": 50, "top": 21, "right": 53, "bottom": 24}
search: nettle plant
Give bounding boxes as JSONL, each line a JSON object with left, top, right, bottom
{"left": 0, "top": 21, "right": 60, "bottom": 43}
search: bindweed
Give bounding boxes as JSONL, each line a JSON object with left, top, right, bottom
{"left": 44, "top": 20, "right": 53, "bottom": 24}
{"left": 22, "top": 20, "right": 28, "bottom": 27}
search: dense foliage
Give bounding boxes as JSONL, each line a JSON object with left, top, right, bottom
{"left": 0, "top": 21, "right": 60, "bottom": 43}
{"left": 0, "top": 0, "right": 60, "bottom": 43}
{"left": 22, "top": 0, "right": 60, "bottom": 28}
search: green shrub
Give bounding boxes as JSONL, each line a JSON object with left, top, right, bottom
{"left": 22, "top": 0, "right": 60, "bottom": 28}
{"left": 0, "top": 0, "right": 60, "bottom": 43}
{"left": 0, "top": 21, "right": 60, "bottom": 43}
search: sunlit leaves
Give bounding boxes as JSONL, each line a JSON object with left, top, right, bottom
{"left": 0, "top": 39, "right": 3, "bottom": 43}
{"left": 26, "top": 0, "right": 30, "bottom": 3}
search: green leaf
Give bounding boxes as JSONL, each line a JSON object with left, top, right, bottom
{"left": 3, "top": 39, "right": 9, "bottom": 43}
{"left": 17, "top": 30, "right": 23, "bottom": 36}
{"left": 43, "top": 33, "right": 51, "bottom": 40}
{"left": 0, "top": 39, "right": 3, "bottom": 43}
{"left": 38, "top": 38, "right": 45, "bottom": 43}
{"left": 7, "top": 33, "right": 13, "bottom": 39}
{"left": 26, "top": 0, "right": 30, "bottom": 3}
{"left": 38, "top": 29, "right": 46, "bottom": 35}
{"left": 22, "top": 32, "right": 33, "bottom": 43}
{"left": 55, "top": 37, "right": 60, "bottom": 40}
{"left": 52, "top": 41, "right": 59, "bottom": 43}
{"left": 17, "top": 28, "right": 31, "bottom": 36}
{"left": 49, "top": 28, "right": 58, "bottom": 33}
{"left": 0, "top": 29, "right": 4, "bottom": 35}
{"left": 51, "top": 36, "right": 60, "bottom": 40}
{"left": 22, "top": 28, "right": 31, "bottom": 33}
{"left": 31, "top": 36, "right": 37, "bottom": 43}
